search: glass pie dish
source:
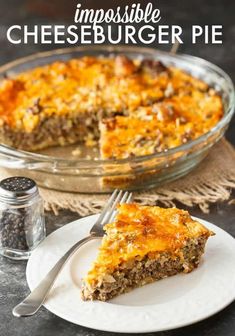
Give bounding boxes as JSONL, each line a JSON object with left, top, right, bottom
{"left": 0, "top": 46, "right": 234, "bottom": 193}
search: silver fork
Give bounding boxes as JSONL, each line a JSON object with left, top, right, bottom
{"left": 12, "top": 189, "right": 132, "bottom": 318}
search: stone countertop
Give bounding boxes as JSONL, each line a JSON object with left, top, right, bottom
{"left": 0, "top": 1, "right": 235, "bottom": 335}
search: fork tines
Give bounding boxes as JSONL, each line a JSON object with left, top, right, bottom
{"left": 101, "top": 190, "right": 132, "bottom": 225}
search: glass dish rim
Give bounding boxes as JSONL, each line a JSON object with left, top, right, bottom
{"left": 0, "top": 45, "right": 234, "bottom": 167}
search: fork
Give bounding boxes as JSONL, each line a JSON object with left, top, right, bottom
{"left": 12, "top": 189, "right": 132, "bottom": 317}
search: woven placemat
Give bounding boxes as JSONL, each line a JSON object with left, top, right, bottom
{"left": 1, "top": 138, "right": 235, "bottom": 214}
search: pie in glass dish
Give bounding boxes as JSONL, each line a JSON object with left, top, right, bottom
{"left": 0, "top": 55, "right": 223, "bottom": 155}
{"left": 81, "top": 203, "right": 213, "bottom": 301}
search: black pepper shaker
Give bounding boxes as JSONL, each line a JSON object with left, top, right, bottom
{"left": 0, "top": 177, "right": 45, "bottom": 260}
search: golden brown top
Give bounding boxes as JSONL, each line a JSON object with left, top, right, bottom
{"left": 100, "top": 92, "right": 223, "bottom": 158}
{"left": 85, "top": 204, "right": 213, "bottom": 284}
{"left": 0, "top": 56, "right": 223, "bottom": 135}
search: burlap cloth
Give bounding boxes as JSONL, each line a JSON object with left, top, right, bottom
{"left": 1, "top": 138, "right": 235, "bottom": 214}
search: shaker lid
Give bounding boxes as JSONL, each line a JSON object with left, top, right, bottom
{"left": 0, "top": 176, "right": 38, "bottom": 202}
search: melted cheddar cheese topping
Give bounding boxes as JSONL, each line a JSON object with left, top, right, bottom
{"left": 85, "top": 204, "right": 212, "bottom": 284}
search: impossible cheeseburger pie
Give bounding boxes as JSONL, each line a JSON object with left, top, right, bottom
{"left": 0, "top": 55, "right": 223, "bottom": 159}
{"left": 81, "top": 203, "right": 214, "bottom": 301}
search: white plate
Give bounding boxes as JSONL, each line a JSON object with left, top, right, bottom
{"left": 26, "top": 215, "right": 235, "bottom": 333}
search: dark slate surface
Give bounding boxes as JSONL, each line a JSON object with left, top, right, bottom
{"left": 0, "top": 1, "right": 235, "bottom": 335}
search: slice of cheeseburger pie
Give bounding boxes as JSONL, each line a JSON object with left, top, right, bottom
{"left": 81, "top": 204, "right": 214, "bottom": 301}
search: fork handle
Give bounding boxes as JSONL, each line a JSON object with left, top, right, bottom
{"left": 12, "top": 234, "right": 96, "bottom": 317}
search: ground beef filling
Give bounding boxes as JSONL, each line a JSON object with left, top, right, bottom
{"left": 81, "top": 237, "right": 206, "bottom": 301}
{"left": 0, "top": 112, "right": 101, "bottom": 151}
